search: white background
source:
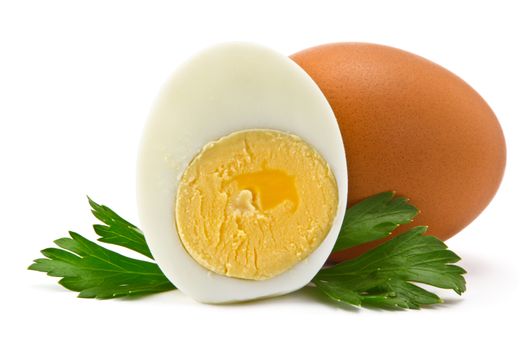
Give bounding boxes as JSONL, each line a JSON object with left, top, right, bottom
{"left": 1, "top": 1, "right": 524, "bottom": 349}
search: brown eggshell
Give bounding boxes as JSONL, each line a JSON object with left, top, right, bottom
{"left": 290, "top": 43, "right": 506, "bottom": 262}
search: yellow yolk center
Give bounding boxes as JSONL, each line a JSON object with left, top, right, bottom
{"left": 233, "top": 169, "right": 299, "bottom": 212}
{"left": 175, "top": 129, "right": 338, "bottom": 280}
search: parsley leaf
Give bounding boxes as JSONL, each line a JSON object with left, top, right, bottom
{"left": 333, "top": 191, "right": 419, "bottom": 252}
{"left": 28, "top": 231, "right": 175, "bottom": 299}
{"left": 314, "top": 226, "right": 466, "bottom": 309}
{"left": 28, "top": 198, "right": 175, "bottom": 299}
{"left": 88, "top": 197, "right": 153, "bottom": 259}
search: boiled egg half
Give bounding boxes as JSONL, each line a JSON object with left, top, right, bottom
{"left": 137, "top": 43, "right": 347, "bottom": 303}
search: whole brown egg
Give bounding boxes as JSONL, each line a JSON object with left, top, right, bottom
{"left": 290, "top": 43, "right": 506, "bottom": 262}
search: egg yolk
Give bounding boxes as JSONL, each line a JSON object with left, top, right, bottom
{"left": 175, "top": 129, "right": 338, "bottom": 280}
{"left": 232, "top": 169, "right": 299, "bottom": 212}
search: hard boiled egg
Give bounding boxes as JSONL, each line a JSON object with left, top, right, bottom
{"left": 137, "top": 43, "right": 347, "bottom": 303}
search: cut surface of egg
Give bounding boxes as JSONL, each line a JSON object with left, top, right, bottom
{"left": 137, "top": 42, "right": 347, "bottom": 303}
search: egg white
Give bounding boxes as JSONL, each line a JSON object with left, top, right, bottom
{"left": 137, "top": 42, "right": 347, "bottom": 303}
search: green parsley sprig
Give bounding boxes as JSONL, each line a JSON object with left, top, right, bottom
{"left": 29, "top": 199, "right": 176, "bottom": 299}
{"left": 314, "top": 226, "right": 466, "bottom": 309}
{"left": 29, "top": 192, "right": 466, "bottom": 309}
